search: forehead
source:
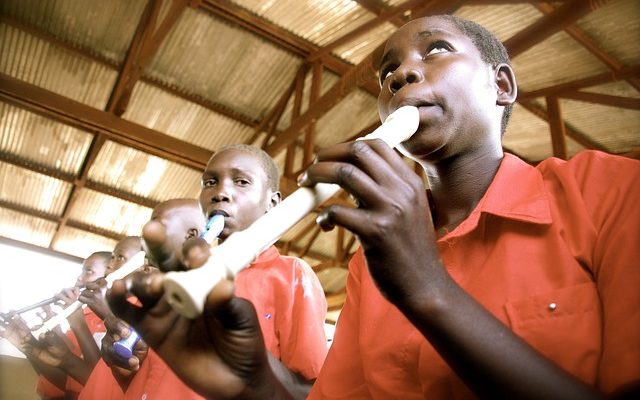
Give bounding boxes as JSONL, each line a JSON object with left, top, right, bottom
{"left": 384, "top": 16, "right": 471, "bottom": 54}
{"left": 83, "top": 256, "right": 107, "bottom": 269}
{"left": 205, "top": 149, "right": 267, "bottom": 178}
{"left": 152, "top": 203, "right": 203, "bottom": 224}
{"left": 114, "top": 238, "right": 140, "bottom": 254}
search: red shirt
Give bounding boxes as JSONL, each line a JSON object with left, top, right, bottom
{"left": 36, "top": 308, "right": 106, "bottom": 398}
{"left": 79, "top": 246, "right": 327, "bottom": 399}
{"left": 235, "top": 245, "right": 328, "bottom": 380}
{"left": 309, "top": 151, "right": 640, "bottom": 399}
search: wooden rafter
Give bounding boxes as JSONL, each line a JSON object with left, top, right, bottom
{"left": 0, "top": 73, "right": 212, "bottom": 170}
{"left": 198, "top": 0, "right": 381, "bottom": 96}
{"left": 558, "top": 91, "right": 640, "bottom": 110}
{"left": 518, "top": 64, "right": 640, "bottom": 100}
{"left": 307, "top": 0, "right": 424, "bottom": 63}
{"left": 504, "top": 0, "right": 609, "bottom": 58}
{"left": 533, "top": 2, "right": 640, "bottom": 92}
{"left": 546, "top": 96, "right": 568, "bottom": 159}
{"left": 518, "top": 100, "right": 607, "bottom": 152}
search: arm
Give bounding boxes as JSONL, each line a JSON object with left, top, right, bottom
{"left": 1, "top": 316, "right": 68, "bottom": 390}
{"left": 66, "top": 307, "right": 100, "bottom": 372}
{"left": 107, "top": 272, "right": 292, "bottom": 400}
{"left": 301, "top": 139, "right": 602, "bottom": 400}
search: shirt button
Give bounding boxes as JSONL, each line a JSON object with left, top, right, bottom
{"left": 548, "top": 302, "right": 557, "bottom": 311}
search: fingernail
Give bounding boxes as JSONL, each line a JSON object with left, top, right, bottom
{"left": 297, "top": 172, "right": 308, "bottom": 186}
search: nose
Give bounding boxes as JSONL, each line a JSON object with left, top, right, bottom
{"left": 389, "top": 65, "right": 423, "bottom": 94}
{"left": 210, "top": 182, "right": 231, "bottom": 203}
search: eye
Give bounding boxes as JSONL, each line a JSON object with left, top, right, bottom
{"left": 117, "top": 255, "right": 125, "bottom": 261}
{"left": 423, "top": 41, "right": 452, "bottom": 58}
{"left": 202, "top": 177, "right": 217, "bottom": 187}
{"left": 235, "top": 177, "right": 250, "bottom": 186}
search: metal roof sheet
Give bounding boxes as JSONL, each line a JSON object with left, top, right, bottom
{"left": 52, "top": 225, "right": 117, "bottom": 259}
{"left": 0, "top": 207, "right": 57, "bottom": 247}
{"left": 67, "top": 188, "right": 152, "bottom": 237}
{"left": 0, "top": 103, "right": 92, "bottom": 175}
{"left": 87, "top": 140, "right": 202, "bottom": 202}
{"left": 0, "top": 161, "right": 71, "bottom": 215}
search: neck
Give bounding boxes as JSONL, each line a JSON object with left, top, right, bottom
{"left": 421, "top": 147, "right": 503, "bottom": 234}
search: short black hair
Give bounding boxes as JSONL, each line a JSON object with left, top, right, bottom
{"left": 438, "top": 15, "right": 513, "bottom": 135}
{"left": 212, "top": 144, "right": 280, "bottom": 192}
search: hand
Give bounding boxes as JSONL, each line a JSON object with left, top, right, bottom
{"left": 31, "top": 331, "right": 73, "bottom": 367}
{"left": 55, "top": 287, "right": 80, "bottom": 308}
{"left": 299, "top": 140, "right": 443, "bottom": 307}
{"left": 107, "top": 272, "right": 283, "bottom": 400}
{"left": 79, "top": 279, "right": 111, "bottom": 320}
{"left": 101, "top": 316, "right": 149, "bottom": 380}
{"left": 0, "top": 315, "right": 36, "bottom": 353}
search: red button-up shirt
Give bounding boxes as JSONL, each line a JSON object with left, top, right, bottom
{"left": 310, "top": 151, "right": 640, "bottom": 399}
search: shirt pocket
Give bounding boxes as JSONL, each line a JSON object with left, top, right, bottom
{"left": 504, "top": 281, "right": 601, "bottom": 384}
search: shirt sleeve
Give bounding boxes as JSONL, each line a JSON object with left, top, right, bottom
{"left": 570, "top": 152, "right": 640, "bottom": 394}
{"left": 308, "top": 248, "right": 371, "bottom": 399}
{"left": 277, "top": 257, "right": 328, "bottom": 380}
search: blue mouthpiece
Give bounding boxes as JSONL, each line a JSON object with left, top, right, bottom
{"left": 113, "top": 329, "right": 140, "bottom": 359}
{"left": 201, "top": 213, "right": 225, "bottom": 244}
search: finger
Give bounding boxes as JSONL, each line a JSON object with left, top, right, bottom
{"left": 183, "top": 237, "right": 211, "bottom": 270}
{"left": 142, "top": 220, "right": 180, "bottom": 272}
{"left": 301, "top": 160, "right": 379, "bottom": 208}
{"left": 106, "top": 280, "right": 146, "bottom": 328}
{"left": 315, "top": 204, "right": 375, "bottom": 238}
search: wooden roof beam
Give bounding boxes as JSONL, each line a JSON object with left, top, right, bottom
{"left": 518, "top": 64, "right": 640, "bottom": 101}
{"left": 308, "top": 0, "right": 424, "bottom": 62}
{"left": 0, "top": 73, "right": 212, "bottom": 170}
{"left": 265, "top": 42, "right": 385, "bottom": 156}
{"left": 504, "top": 0, "right": 609, "bottom": 58}
{"left": 107, "top": 0, "right": 190, "bottom": 116}
{"left": 558, "top": 91, "right": 640, "bottom": 110}
{"left": 352, "top": 0, "right": 409, "bottom": 27}
{"left": 534, "top": 2, "right": 640, "bottom": 92}
{"left": 0, "top": 16, "right": 258, "bottom": 129}
{"left": 518, "top": 100, "right": 608, "bottom": 152}
{"left": 198, "top": 0, "right": 380, "bottom": 96}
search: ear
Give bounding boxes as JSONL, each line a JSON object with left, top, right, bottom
{"left": 267, "top": 191, "right": 282, "bottom": 211}
{"left": 494, "top": 63, "right": 517, "bottom": 106}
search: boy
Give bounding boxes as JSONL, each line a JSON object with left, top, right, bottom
{"left": 110, "top": 145, "right": 328, "bottom": 398}
{"left": 110, "top": 14, "right": 640, "bottom": 400}
{"left": 0, "top": 251, "right": 111, "bottom": 399}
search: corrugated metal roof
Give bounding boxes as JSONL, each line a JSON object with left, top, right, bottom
{"left": 560, "top": 100, "right": 640, "bottom": 153}
{"left": 88, "top": 140, "right": 202, "bottom": 202}
{"left": 234, "top": 0, "right": 376, "bottom": 47}
{"left": 0, "top": 207, "right": 57, "bottom": 247}
{"left": 512, "top": 30, "right": 611, "bottom": 92}
{"left": 455, "top": 3, "right": 542, "bottom": 42}
{"left": 0, "top": 22, "right": 117, "bottom": 109}
{"left": 147, "top": 7, "right": 302, "bottom": 122}
{"left": 124, "top": 81, "right": 255, "bottom": 151}
{"left": 503, "top": 103, "right": 585, "bottom": 161}
{"left": 52, "top": 225, "right": 117, "bottom": 259}
{"left": 67, "top": 188, "right": 152, "bottom": 237}
{"left": 1, "top": 0, "right": 145, "bottom": 65}
{"left": 0, "top": 161, "right": 71, "bottom": 215}
{"left": 0, "top": 103, "right": 92, "bottom": 175}
{"left": 576, "top": 0, "right": 640, "bottom": 65}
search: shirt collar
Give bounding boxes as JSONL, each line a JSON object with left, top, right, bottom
{"left": 442, "top": 153, "right": 552, "bottom": 240}
{"left": 479, "top": 153, "right": 552, "bottom": 224}
{"left": 251, "top": 245, "right": 280, "bottom": 266}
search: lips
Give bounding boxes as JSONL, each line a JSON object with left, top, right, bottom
{"left": 207, "top": 209, "right": 229, "bottom": 219}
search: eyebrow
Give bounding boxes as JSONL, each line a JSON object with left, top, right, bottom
{"left": 379, "top": 28, "right": 450, "bottom": 69}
